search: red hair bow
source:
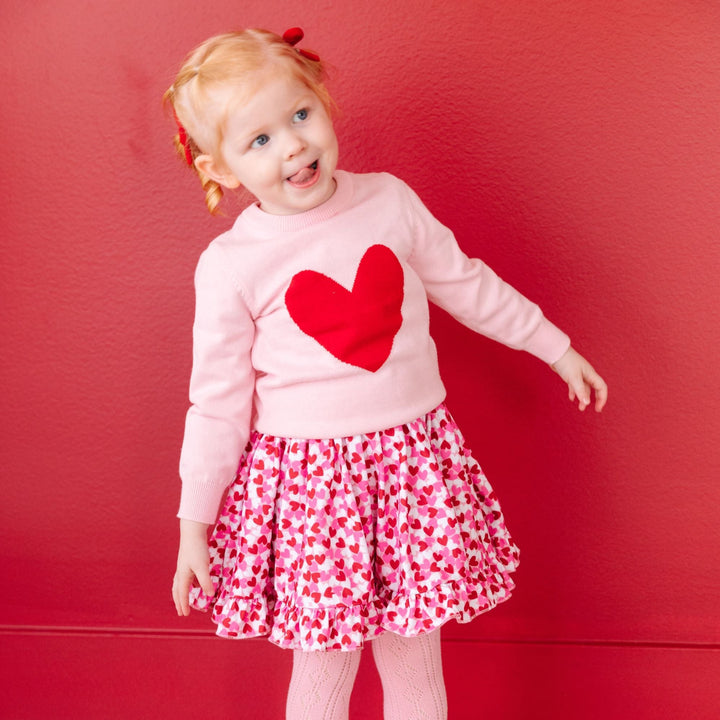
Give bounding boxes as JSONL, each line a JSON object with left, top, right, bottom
{"left": 173, "top": 109, "right": 194, "bottom": 167}
{"left": 283, "top": 27, "right": 320, "bottom": 62}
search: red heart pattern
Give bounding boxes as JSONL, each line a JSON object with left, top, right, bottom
{"left": 284, "top": 244, "right": 404, "bottom": 372}
{"left": 190, "top": 404, "right": 520, "bottom": 652}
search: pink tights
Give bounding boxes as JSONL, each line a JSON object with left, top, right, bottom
{"left": 285, "top": 629, "right": 447, "bottom": 720}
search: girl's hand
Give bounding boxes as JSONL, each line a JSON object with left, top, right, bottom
{"left": 551, "top": 346, "right": 608, "bottom": 412}
{"left": 172, "top": 518, "right": 215, "bottom": 616}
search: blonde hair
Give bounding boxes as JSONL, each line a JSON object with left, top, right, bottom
{"left": 164, "top": 28, "right": 333, "bottom": 214}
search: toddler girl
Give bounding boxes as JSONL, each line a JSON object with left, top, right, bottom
{"left": 165, "top": 27, "right": 607, "bottom": 720}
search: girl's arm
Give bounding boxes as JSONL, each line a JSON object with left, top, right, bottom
{"left": 173, "top": 243, "right": 255, "bottom": 615}
{"left": 400, "top": 180, "right": 570, "bottom": 365}
{"left": 398, "top": 178, "right": 608, "bottom": 408}
{"left": 172, "top": 518, "right": 215, "bottom": 616}
{"left": 551, "top": 346, "right": 608, "bottom": 412}
{"left": 179, "top": 243, "right": 256, "bottom": 523}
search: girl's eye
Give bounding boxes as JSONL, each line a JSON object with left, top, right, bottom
{"left": 293, "top": 108, "right": 308, "bottom": 122}
{"left": 251, "top": 134, "right": 269, "bottom": 149}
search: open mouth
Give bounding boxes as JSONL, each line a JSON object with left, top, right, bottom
{"left": 286, "top": 160, "right": 319, "bottom": 187}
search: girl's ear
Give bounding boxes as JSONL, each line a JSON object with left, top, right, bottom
{"left": 194, "top": 154, "right": 241, "bottom": 189}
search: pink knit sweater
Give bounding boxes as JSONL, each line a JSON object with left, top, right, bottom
{"left": 178, "top": 171, "right": 570, "bottom": 523}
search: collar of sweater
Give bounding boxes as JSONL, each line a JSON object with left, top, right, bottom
{"left": 236, "top": 169, "right": 354, "bottom": 236}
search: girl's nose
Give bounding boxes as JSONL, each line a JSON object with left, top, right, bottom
{"left": 284, "top": 131, "right": 305, "bottom": 159}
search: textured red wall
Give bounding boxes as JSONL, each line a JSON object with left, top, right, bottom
{"left": 2, "top": 1, "right": 719, "bottom": 718}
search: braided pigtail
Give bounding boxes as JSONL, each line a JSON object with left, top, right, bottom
{"left": 197, "top": 167, "right": 224, "bottom": 215}
{"left": 163, "top": 87, "right": 225, "bottom": 215}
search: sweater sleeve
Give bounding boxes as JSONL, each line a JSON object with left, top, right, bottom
{"left": 401, "top": 181, "right": 570, "bottom": 364}
{"left": 178, "top": 243, "right": 256, "bottom": 524}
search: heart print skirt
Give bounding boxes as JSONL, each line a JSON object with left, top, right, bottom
{"left": 190, "top": 403, "right": 520, "bottom": 651}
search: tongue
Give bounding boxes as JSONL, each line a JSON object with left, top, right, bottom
{"left": 288, "top": 166, "right": 315, "bottom": 185}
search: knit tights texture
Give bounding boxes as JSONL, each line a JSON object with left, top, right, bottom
{"left": 285, "top": 629, "right": 447, "bottom": 720}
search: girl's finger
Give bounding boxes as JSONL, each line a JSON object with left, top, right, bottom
{"left": 173, "top": 574, "right": 191, "bottom": 616}
{"left": 593, "top": 379, "right": 608, "bottom": 412}
{"left": 583, "top": 367, "right": 608, "bottom": 412}
{"left": 574, "top": 377, "right": 591, "bottom": 410}
{"left": 196, "top": 567, "right": 215, "bottom": 597}
{"left": 172, "top": 584, "right": 181, "bottom": 616}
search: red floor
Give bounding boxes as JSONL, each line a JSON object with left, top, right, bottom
{"left": 2, "top": 630, "right": 719, "bottom": 719}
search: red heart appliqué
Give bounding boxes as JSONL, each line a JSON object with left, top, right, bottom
{"left": 285, "top": 244, "right": 404, "bottom": 372}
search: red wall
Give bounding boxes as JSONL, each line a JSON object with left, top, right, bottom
{"left": 2, "top": 1, "right": 719, "bottom": 717}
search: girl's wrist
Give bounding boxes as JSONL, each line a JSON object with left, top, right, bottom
{"left": 179, "top": 518, "right": 211, "bottom": 537}
{"left": 551, "top": 345, "right": 573, "bottom": 370}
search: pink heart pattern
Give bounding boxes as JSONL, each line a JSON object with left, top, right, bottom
{"left": 190, "top": 404, "right": 519, "bottom": 651}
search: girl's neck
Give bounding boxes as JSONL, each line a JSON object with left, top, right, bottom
{"left": 239, "top": 170, "right": 351, "bottom": 234}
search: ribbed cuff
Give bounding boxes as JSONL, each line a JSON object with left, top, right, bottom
{"left": 177, "top": 480, "right": 226, "bottom": 525}
{"left": 525, "top": 319, "right": 571, "bottom": 365}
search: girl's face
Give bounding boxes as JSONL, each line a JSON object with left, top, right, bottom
{"left": 199, "top": 72, "right": 338, "bottom": 216}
